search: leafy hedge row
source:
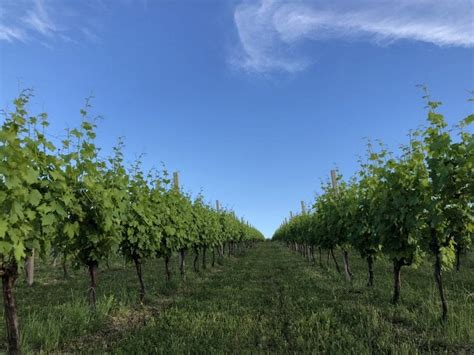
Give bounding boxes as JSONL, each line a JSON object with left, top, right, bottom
{"left": 273, "top": 90, "right": 473, "bottom": 321}
{"left": 0, "top": 91, "right": 264, "bottom": 353}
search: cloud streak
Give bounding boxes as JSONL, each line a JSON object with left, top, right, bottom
{"left": 232, "top": 0, "right": 474, "bottom": 73}
{"left": 0, "top": 24, "right": 27, "bottom": 42}
{"left": 23, "top": 0, "right": 58, "bottom": 37}
{"left": 1, "top": 0, "right": 58, "bottom": 43}
{"left": 0, "top": 0, "right": 99, "bottom": 45}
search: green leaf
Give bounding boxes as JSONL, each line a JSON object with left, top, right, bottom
{"left": 24, "top": 167, "right": 39, "bottom": 184}
{"left": 5, "top": 175, "right": 21, "bottom": 189}
{"left": 164, "top": 225, "right": 176, "bottom": 236}
{"left": 461, "top": 114, "right": 474, "bottom": 126}
{"left": 29, "top": 189, "right": 42, "bottom": 207}
{"left": 64, "top": 222, "right": 78, "bottom": 238}
{"left": 0, "top": 241, "right": 12, "bottom": 254}
{"left": 0, "top": 219, "right": 8, "bottom": 239}
{"left": 13, "top": 242, "right": 26, "bottom": 262}
{"left": 42, "top": 213, "right": 55, "bottom": 226}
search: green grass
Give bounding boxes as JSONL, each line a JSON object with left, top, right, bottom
{"left": 1, "top": 242, "right": 473, "bottom": 353}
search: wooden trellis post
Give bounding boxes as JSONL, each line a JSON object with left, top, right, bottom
{"left": 173, "top": 171, "right": 179, "bottom": 191}
{"left": 216, "top": 200, "right": 225, "bottom": 259}
{"left": 330, "top": 170, "right": 338, "bottom": 191}
{"left": 173, "top": 171, "right": 186, "bottom": 278}
{"left": 25, "top": 249, "right": 35, "bottom": 286}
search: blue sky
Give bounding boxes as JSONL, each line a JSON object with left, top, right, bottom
{"left": 1, "top": 0, "right": 473, "bottom": 237}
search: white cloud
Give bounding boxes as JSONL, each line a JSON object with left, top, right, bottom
{"left": 1, "top": 0, "right": 60, "bottom": 42}
{"left": 0, "top": 0, "right": 100, "bottom": 45}
{"left": 23, "top": 0, "right": 57, "bottom": 36}
{"left": 0, "top": 24, "right": 27, "bottom": 42}
{"left": 232, "top": 0, "right": 474, "bottom": 73}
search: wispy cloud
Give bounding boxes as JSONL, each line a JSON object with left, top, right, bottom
{"left": 0, "top": 24, "right": 27, "bottom": 42}
{"left": 23, "top": 0, "right": 57, "bottom": 36}
{"left": 232, "top": 0, "right": 474, "bottom": 73}
{"left": 0, "top": 0, "right": 100, "bottom": 45}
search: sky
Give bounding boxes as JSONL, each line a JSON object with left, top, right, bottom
{"left": 1, "top": 0, "right": 473, "bottom": 238}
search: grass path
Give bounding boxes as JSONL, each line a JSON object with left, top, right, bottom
{"left": 111, "top": 242, "right": 299, "bottom": 352}
{"left": 2, "top": 242, "right": 473, "bottom": 352}
{"left": 110, "top": 242, "right": 473, "bottom": 353}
